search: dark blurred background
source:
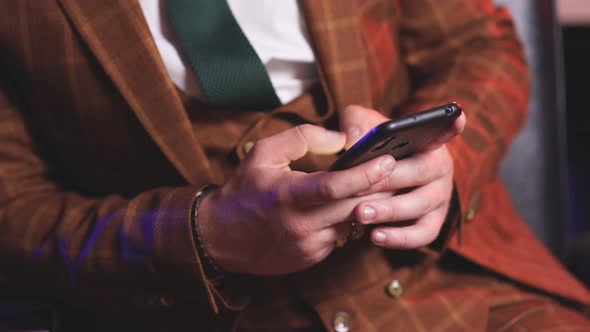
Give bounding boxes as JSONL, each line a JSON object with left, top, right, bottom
{"left": 559, "top": 0, "right": 590, "bottom": 287}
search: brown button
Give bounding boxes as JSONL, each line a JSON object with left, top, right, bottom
{"left": 243, "top": 141, "right": 255, "bottom": 154}
{"left": 332, "top": 312, "right": 351, "bottom": 332}
{"left": 466, "top": 191, "right": 482, "bottom": 221}
{"left": 386, "top": 279, "right": 403, "bottom": 298}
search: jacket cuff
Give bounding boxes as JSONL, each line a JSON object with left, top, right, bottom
{"left": 143, "top": 186, "right": 220, "bottom": 311}
{"left": 186, "top": 186, "right": 251, "bottom": 314}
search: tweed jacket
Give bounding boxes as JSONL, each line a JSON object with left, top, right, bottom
{"left": 0, "top": 0, "right": 589, "bottom": 330}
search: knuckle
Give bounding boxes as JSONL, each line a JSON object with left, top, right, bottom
{"left": 397, "top": 232, "right": 411, "bottom": 249}
{"left": 420, "top": 191, "right": 438, "bottom": 213}
{"left": 368, "top": 158, "right": 392, "bottom": 185}
{"left": 425, "top": 217, "right": 443, "bottom": 243}
{"left": 425, "top": 193, "right": 445, "bottom": 213}
{"left": 381, "top": 201, "right": 397, "bottom": 221}
{"left": 294, "top": 124, "right": 312, "bottom": 142}
{"left": 439, "top": 186, "right": 451, "bottom": 206}
{"left": 378, "top": 173, "right": 393, "bottom": 191}
{"left": 432, "top": 183, "right": 450, "bottom": 208}
{"left": 301, "top": 247, "right": 329, "bottom": 266}
{"left": 285, "top": 222, "right": 312, "bottom": 240}
{"left": 428, "top": 225, "right": 442, "bottom": 243}
{"left": 310, "top": 248, "right": 331, "bottom": 265}
{"left": 296, "top": 244, "right": 323, "bottom": 266}
{"left": 414, "top": 162, "right": 431, "bottom": 184}
{"left": 292, "top": 125, "right": 311, "bottom": 151}
{"left": 363, "top": 167, "right": 377, "bottom": 188}
{"left": 318, "top": 178, "right": 340, "bottom": 200}
{"left": 296, "top": 123, "right": 315, "bottom": 133}
{"left": 413, "top": 197, "right": 429, "bottom": 216}
{"left": 385, "top": 230, "right": 416, "bottom": 250}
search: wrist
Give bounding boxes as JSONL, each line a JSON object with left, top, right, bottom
{"left": 191, "top": 184, "right": 224, "bottom": 281}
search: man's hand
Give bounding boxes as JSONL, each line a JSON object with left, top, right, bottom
{"left": 198, "top": 124, "right": 395, "bottom": 276}
{"left": 339, "top": 105, "right": 466, "bottom": 249}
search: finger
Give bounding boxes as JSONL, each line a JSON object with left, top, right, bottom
{"left": 308, "top": 191, "right": 392, "bottom": 228}
{"left": 317, "top": 221, "right": 352, "bottom": 247}
{"left": 339, "top": 105, "right": 389, "bottom": 149}
{"left": 359, "top": 145, "right": 453, "bottom": 194}
{"left": 355, "top": 179, "right": 448, "bottom": 225}
{"left": 290, "top": 191, "right": 392, "bottom": 233}
{"left": 422, "top": 112, "right": 466, "bottom": 152}
{"left": 286, "top": 155, "right": 395, "bottom": 204}
{"left": 369, "top": 207, "right": 447, "bottom": 249}
{"left": 290, "top": 222, "right": 351, "bottom": 267}
{"left": 248, "top": 124, "right": 346, "bottom": 168}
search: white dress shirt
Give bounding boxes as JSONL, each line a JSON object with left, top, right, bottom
{"left": 138, "top": 0, "right": 318, "bottom": 104}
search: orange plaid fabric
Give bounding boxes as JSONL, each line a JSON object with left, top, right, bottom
{"left": 0, "top": 0, "right": 589, "bottom": 331}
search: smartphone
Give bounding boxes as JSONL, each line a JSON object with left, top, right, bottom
{"left": 329, "top": 102, "right": 462, "bottom": 171}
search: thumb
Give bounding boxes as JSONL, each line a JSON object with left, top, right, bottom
{"left": 248, "top": 124, "right": 346, "bottom": 168}
{"left": 340, "top": 105, "right": 389, "bottom": 149}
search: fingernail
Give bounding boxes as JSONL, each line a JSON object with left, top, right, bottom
{"left": 374, "top": 231, "right": 387, "bottom": 244}
{"left": 380, "top": 156, "right": 395, "bottom": 173}
{"left": 363, "top": 206, "right": 376, "bottom": 221}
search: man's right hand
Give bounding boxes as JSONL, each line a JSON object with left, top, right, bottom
{"left": 197, "top": 124, "right": 395, "bottom": 276}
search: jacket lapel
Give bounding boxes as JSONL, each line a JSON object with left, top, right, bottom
{"left": 300, "top": 0, "right": 373, "bottom": 112}
{"left": 58, "top": 0, "right": 217, "bottom": 185}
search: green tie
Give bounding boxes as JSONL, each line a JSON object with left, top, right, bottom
{"left": 165, "top": 0, "right": 281, "bottom": 111}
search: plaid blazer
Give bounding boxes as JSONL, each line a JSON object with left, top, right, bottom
{"left": 0, "top": 0, "right": 588, "bottom": 330}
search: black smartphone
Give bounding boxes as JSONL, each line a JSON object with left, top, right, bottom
{"left": 329, "top": 102, "right": 462, "bottom": 171}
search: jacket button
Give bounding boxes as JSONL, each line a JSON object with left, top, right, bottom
{"left": 466, "top": 191, "right": 482, "bottom": 221}
{"left": 386, "top": 279, "right": 403, "bottom": 298}
{"left": 243, "top": 141, "right": 255, "bottom": 154}
{"left": 332, "top": 312, "right": 351, "bottom": 332}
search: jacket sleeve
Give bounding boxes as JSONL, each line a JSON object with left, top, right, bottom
{"left": 0, "top": 81, "right": 226, "bottom": 313}
{"left": 396, "top": 0, "right": 530, "bottom": 244}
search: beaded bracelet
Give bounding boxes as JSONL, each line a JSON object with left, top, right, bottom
{"left": 190, "top": 184, "right": 223, "bottom": 280}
